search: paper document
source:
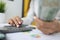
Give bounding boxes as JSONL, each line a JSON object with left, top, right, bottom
{"left": 6, "top": 29, "right": 60, "bottom": 40}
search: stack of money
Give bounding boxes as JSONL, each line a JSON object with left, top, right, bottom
{"left": 40, "top": 0, "right": 60, "bottom": 21}
{"left": 43, "top": 0, "right": 60, "bottom": 7}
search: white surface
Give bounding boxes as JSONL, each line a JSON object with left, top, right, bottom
{"left": 0, "top": 13, "right": 6, "bottom": 23}
{"left": 6, "top": 29, "right": 60, "bottom": 40}
{"left": 0, "top": 24, "right": 60, "bottom": 40}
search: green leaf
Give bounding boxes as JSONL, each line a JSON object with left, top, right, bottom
{"left": 0, "top": 0, "right": 6, "bottom": 13}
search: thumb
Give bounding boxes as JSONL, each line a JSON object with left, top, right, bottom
{"left": 34, "top": 16, "right": 43, "bottom": 23}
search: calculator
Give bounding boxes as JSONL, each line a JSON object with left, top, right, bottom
{"left": 0, "top": 24, "right": 35, "bottom": 33}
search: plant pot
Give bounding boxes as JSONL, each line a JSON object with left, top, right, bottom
{"left": 0, "top": 13, "right": 5, "bottom": 23}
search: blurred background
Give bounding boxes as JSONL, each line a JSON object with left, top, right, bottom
{"left": 5, "top": 0, "right": 23, "bottom": 22}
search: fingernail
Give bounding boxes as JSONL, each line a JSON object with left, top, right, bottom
{"left": 34, "top": 16, "right": 36, "bottom": 19}
{"left": 19, "top": 21, "right": 22, "bottom": 24}
{"left": 19, "top": 22, "right": 21, "bottom": 24}
{"left": 17, "top": 25, "right": 19, "bottom": 27}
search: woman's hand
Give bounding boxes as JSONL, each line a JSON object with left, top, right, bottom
{"left": 34, "top": 17, "right": 60, "bottom": 35}
{"left": 8, "top": 16, "right": 23, "bottom": 27}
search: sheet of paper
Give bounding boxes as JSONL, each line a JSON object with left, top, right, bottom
{"left": 6, "top": 29, "right": 60, "bottom": 40}
{"left": 6, "top": 29, "right": 40, "bottom": 40}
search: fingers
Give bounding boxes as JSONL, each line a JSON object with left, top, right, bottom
{"left": 35, "top": 17, "right": 58, "bottom": 35}
{"left": 15, "top": 16, "right": 22, "bottom": 24}
{"left": 34, "top": 16, "right": 43, "bottom": 25}
{"left": 34, "top": 16, "right": 41, "bottom": 22}
{"left": 37, "top": 23, "right": 58, "bottom": 35}
{"left": 37, "top": 25, "right": 56, "bottom": 35}
{"left": 8, "top": 16, "right": 22, "bottom": 27}
{"left": 12, "top": 18, "right": 19, "bottom": 27}
{"left": 8, "top": 19, "right": 14, "bottom": 25}
{"left": 37, "top": 25, "right": 49, "bottom": 35}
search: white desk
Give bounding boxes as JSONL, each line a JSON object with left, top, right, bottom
{"left": 0, "top": 23, "right": 60, "bottom": 40}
